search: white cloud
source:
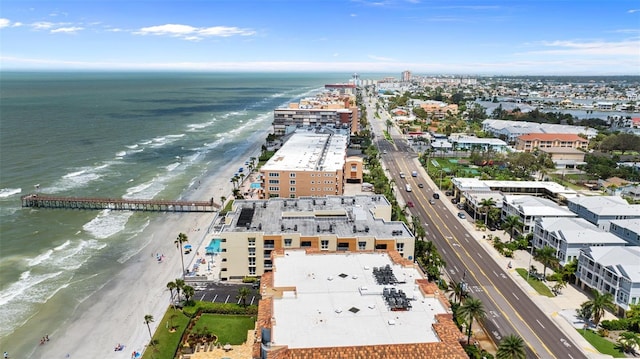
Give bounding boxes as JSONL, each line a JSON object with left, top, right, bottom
{"left": 32, "top": 21, "right": 55, "bottom": 30}
{"left": 628, "top": 9, "right": 639, "bottom": 13}
{"left": 51, "top": 26, "right": 83, "bottom": 34}
{"left": 0, "top": 18, "right": 10, "bottom": 28}
{"left": 368, "top": 54, "right": 396, "bottom": 61}
{"left": 532, "top": 39, "right": 640, "bottom": 56}
{"left": 134, "top": 23, "right": 255, "bottom": 40}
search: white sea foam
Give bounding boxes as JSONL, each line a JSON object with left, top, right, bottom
{"left": 0, "top": 188, "right": 21, "bottom": 198}
{"left": 126, "top": 144, "right": 139, "bottom": 149}
{"left": 83, "top": 210, "right": 133, "bottom": 239}
{"left": 165, "top": 162, "right": 181, "bottom": 172}
{"left": 47, "top": 164, "right": 111, "bottom": 192}
{"left": 115, "top": 151, "right": 127, "bottom": 158}
{"left": 0, "top": 270, "right": 64, "bottom": 306}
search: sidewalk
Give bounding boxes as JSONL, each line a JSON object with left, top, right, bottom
{"left": 412, "top": 156, "right": 615, "bottom": 359}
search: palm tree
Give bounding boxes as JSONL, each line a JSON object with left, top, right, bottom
{"left": 534, "top": 245, "right": 559, "bottom": 279}
{"left": 582, "top": 290, "right": 616, "bottom": 327}
{"left": 458, "top": 297, "right": 486, "bottom": 345}
{"left": 615, "top": 331, "right": 640, "bottom": 354}
{"left": 502, "top": 215, "right": 523, "bottom": 241}
{"left": 182, "top": 285, "right": 195, "bottom": 303}
{"left": 166, "top": 281, "right": 177, "bottom": 303}
{"left": 174, "top": 233, "right": 188, "bottom": 279}
{"left": 479, "top": 198, "right": 496, "bottom": 225}
{"left": 626, "top": 304, "right": 640, "bottom": 332}
{"left": 496, "top": 334, "right": 526, "bottom": 359}
{"left": 237, "top": 286, "right": 251, "bottom": 307}
{"left": 385, "top": 119, "right": 393, "bottom": 133}
{"left": 144, "top": 314, "right": 155, "bottom": 343}
{"left": 175, "top": 278, "right": 185, "bottom": 300}
{"left": 447, "top": 281, "right": 467, "bottom": 305}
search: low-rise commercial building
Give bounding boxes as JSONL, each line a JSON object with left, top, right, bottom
{"left": 515, "top": 133, "right": 589, "bottom": 152}
{"left": 214, "top": 195, "right": 414, "bottom": 280}
{"left": 501, "top": 195, "right": 577, "bottom": 234}
{"left": 532, "top": 217, "right": 627, "bottom": 265}
{"left": 577, "top": 246, "right": 640, "bottom": 314}
{"left": 451, "top": 178, "right": 578, "bottom": 204}
{"left": 567, "top": 196, "right": 640, "bottom": 231}
{"left": 252, "top": 250, "right": 467, "bottom": 359}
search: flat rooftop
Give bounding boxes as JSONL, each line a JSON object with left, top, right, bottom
{"left": 224, "top": 195, "right": 412, "bottom": 239}
{"left": 261, "top": 131, "right": 347, "bottom": 172}
{"left": 271, "top": 251, "right": 447, "bottom": 349}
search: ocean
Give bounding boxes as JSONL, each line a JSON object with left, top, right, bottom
{"left": 0, "top": 71, "right": 350, "bottom": 355}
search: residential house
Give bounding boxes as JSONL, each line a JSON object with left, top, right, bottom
{"left": 567, "top": 196, "right": 640, "bottom": 231}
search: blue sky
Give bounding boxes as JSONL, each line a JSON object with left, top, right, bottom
{"left": 1, "top": 0, "right": 639, "bottom": 75}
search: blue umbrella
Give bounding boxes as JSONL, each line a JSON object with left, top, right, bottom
{"left": 184, "top": 244, "right": 192, "bottom": 249}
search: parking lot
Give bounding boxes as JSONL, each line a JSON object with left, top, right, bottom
{"left": 190, "top": 281, "right": 261, "bottom": 306}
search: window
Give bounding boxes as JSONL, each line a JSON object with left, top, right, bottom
{"left": 284, "top": 238, "right": 292, "bottom": 247}
{"left": 268, "top": 179, "right": 280, "bottom": 184}
{"left": 249, "top": 257, "right": 256, "bottom": 266}
{"left": 249, "top": 267, "right": 256, "bottom": 275}
{"left": 301, "top": 241, "right": 311, "bottom": 247}
{"left": 289, "top": 173, "right": 296, "bottom": 178}
{"left": 321, "top": 240, "right": 329, "bottom": 250}
{"left": 290, "top": 187, "right": 296, "bottom": 192}
{"left": 248, "top": 248, "right": 256, "bottom": 256}
{"left": 268, "top": 186, "right": 279, "bottom": 191}
{"left": 396, "top": 242, "right": 405, "bottom": 252}
{"left": 358, "top": 241, "right": 366, "bottom": 250}
{"left": 290, "top": 180, "right": 296, "bottom": 185}
{"left": 248, "top": 237, "right": 256, "bottom": 246}
{"left": 268, "top": 172, "right": 280, "bottom": 177}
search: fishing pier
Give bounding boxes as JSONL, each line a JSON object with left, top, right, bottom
{"left": 20, "top": 194, "right": 219, "bottom": 212}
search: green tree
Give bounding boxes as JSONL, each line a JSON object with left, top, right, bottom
{"left": 496, "top": 334, "right": 526, "bottom": 359}
{"left": 458, "top": 297, "right": 486, "bottom": 345}
{"left": 183, "top": 285, "right": 195, "bottom": 303}
{"left": 502, "top": 215, "right": 523, "bottom": 241}
{"left": 237, "top": 286, "right": 251, "bottom": 308}
{"left": 615, "top": 331, "right": 640, "bottom": 354}
{"left": 534, "top": 245, "right": 559, "bottom": 279}
{"left": 144, "top": 314, "right": 155, "bottom": 343}
{"left": 166, "top": 281, "right": 177, "bottom": 304}
{"left": 447, "top": 281, "right": 467, "bottom": 305}
{"left": 174, "top": 278, "right": 185, "bottom": 300}
{"left": 626, "top": 304, "right": 640, "bottom": 332}
{"left": 582, "top": 290, "right": 616, "bottom": 327}
{"left": 174, "top": 232, "right": 189, "bottom": 279}
{"left": 479, "top": 198, "right": 496, "bottom": 225}
{"left": 385, "top": 119, "right": 393, "bottom": 133}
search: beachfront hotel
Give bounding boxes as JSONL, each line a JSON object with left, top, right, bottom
{"left": 259, "top": 130, "right": 360, "bottom": 199}
{"left": 251, "top": 250, "right": 467, "bottom": 358}
{"left": 212, "top": 195, "right": 414, "bottom": 280}
{"left": 272, "top": 91, "right": 359, "bottom": 135}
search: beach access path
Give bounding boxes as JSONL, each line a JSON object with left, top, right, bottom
{"left": 37, "top": 142, "right": 264, "bottom": 359}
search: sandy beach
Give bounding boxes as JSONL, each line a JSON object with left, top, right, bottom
{"left": 36, "top": 131, "right": 267, "bottom": 359}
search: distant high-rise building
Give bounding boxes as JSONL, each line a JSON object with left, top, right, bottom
{"left": 401, "top": 70, "right": 412, "bottom": 82}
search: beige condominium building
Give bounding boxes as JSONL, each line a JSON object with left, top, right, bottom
{"left": 259, "top": 131, "right": 350, "bottom": 199}
{"left": 214, "top": 195, "right": 415, "bottom": 280}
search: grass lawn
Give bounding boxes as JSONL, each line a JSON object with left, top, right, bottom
{"left": 142, "top": 308, "right": 190, "bottom": 359}
{"left": 192, "top": 314, "right": 256, "bottom": 345}
{"left": 577, "top": 329, "right": 625, "bottom": 358}
{"left": 515, "top": 268, "right": 555, "bottom": 297}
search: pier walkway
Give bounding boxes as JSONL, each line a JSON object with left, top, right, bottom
{"left": 20, "top": 194, "right": 219, "bottom": 212}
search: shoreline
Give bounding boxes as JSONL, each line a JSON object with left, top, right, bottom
{"left": 36, "top": 130, "right": 270, "bottom": 359}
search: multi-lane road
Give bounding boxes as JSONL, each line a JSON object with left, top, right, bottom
{"left": 366, "top": 97, "right": 587, "bottom": 359}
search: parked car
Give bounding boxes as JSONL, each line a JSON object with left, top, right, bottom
{"left": 457, "top": 212, "right": 466, "bottom": 219}
{"left": 399, "top": 172, "right": 406, "bottom": 178}
{"left": 457, "top": 203, "right": 464, "bottom": 209}
{"left": 451, "top": 198, "right": 459, "bottom": 204}
{"left": 445, "top": 191, "right": 453, "bottom": 196}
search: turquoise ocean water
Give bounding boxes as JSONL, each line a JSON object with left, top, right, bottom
{"left": 0, "top": 71, "right": 350, "bottom": 355}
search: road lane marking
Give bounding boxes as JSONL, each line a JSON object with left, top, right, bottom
{"left": 512, "top": 293, "right": 520, "bottom": 301}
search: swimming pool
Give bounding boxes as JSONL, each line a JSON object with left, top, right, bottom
{"left": 205, "top": 238, "right": 221, "bottom": 255}
{"left": 250, "top": 182, "right": 261, "bottom": 189}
